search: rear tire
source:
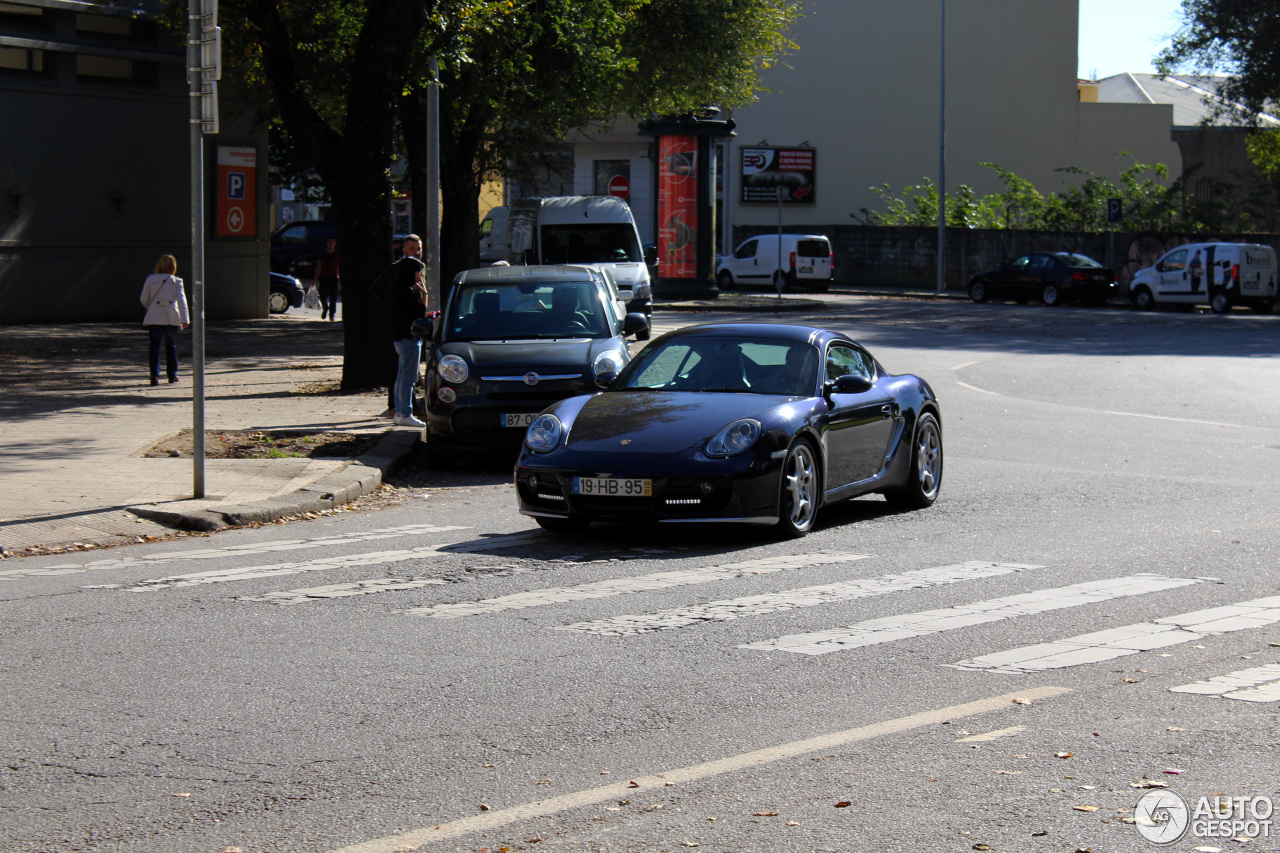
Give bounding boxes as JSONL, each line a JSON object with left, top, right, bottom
{"left": 968, "top": 280, "right": 988, "bottom": 303}
{"left": 883, "top": 412, "right": 943, "bottom": 510}
{"left": 1042, "top": 283, "right": 1062, "bottom": 306}
{"left": 268, "top": 291, "right": 289, "bottom": 314}
{"left": 774, "top": 439, "right": 820, "bottom": 539}
{"left": 1210, "top": 288, "right": 1232, "bottom": 313}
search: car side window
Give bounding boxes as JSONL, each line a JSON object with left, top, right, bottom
{"left": 1009, "top": 256, "right": 1031, "bottom": 271}
{"left": 279, "top": 225, "right": 308, "bottom": 245}
{"left": 1030, "top": 255, "right": 1052, "bottom": 271}
{"left": 736, "top": 239, "right": 757, "bottom": 260}
{"left": 825, "top": 345, "right": 873, "bottom": 383}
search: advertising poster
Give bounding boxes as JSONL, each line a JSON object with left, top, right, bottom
{"left": 740, "top": 147, "right": 815, "bottom": 204}
{"left": 657, "top": 134, "right": 698, "bottom": 278}
{"left": 216, "top": 146, "right": 256, "bottom": 238}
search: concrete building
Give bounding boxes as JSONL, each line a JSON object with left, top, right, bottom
{"left": 524, "top": 0, "right": 1182, "bottom": 280}
{"left": 0, "top": 0, "right": 268, "bottom": 324}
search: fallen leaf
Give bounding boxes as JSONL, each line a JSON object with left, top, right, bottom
{"left": 753, "top": 811, "right": 779, "bottom": 817}
{"left": 1168, "top": 726, "right": 1185, "bottom": 732}
{"left": 973, "top": 845, "right": 991, "bottom": 851}
{"left": 1055, "top": 752, "right": 1074, "bottom": 759}
{"left": 835, "top": 801, "right": 852, "bottom": 808}
{"left": 1132, "top": 780, "right": 1170, "bottom": 789}
{"left": 1079, "top": 785, "right": 1098, "bottom": 790}
{"left": 222, "top": 848, "right": 245, "bottom": 853}
{"left": 787, "top": 821, "right": 799, "bottom": 826}
{"left": 644, "top": 804, "right": 664, "bottom": 812}
{"left": 1012, "top": 697, "right": 1031, "bottom": 705}
{"left": 1230, "top": 838, "right": 1252, "bottom": 844}
{"left": 171, "top": 792, "right": 191, "bottom": 798}
{"left": 1194, "top": 847, "right": 1223, "bottom": 852}
{"left": 1073, "top": 805, "right": 1100, "bottom": 812}
{"left": 478, "top": 803, "right": 491, "bottom": 811}
{"left": 1164, "top": 768, "right": 1184, "bottom": 774}
{"left": 1032, "top": 830, "right": 1049, "bottom": 837}
{"left": 627, "top": 781, "right": 640, "bottom": 788}
{"left": 681, "top": 842, "right": 699, "bottom": 848}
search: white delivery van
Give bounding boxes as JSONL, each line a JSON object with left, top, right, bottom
{"left": 1129, "top": 242, "right": 1277, "bottom": 314}
{"left": 715, "top": 233, "right": 833, "bottom": 293}
{"left": 478, "top": 206, "right": 508, "bottom": 262}
{"left": 505, "top": 196, "right": 656, "bottom": 331}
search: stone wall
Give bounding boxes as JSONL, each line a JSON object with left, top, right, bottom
{"left": 730, "top": 225, "right": 1280, "bottom": 290}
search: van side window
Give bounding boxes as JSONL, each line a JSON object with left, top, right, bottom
{"left": 736, "top": 239, "right": 758, "bottom": 260}
{"left": 1160, "top": 249, "right": 1187, "bottom": 272}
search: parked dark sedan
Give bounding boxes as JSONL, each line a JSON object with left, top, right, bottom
{"left": 269, "top": 272, "right": 305, "bottom": 314}
{"left": 515, "top": 323, "right": 942, "bottom": 538}
{"left": 967, "top": 252, "right": 1118, "bottom": 306}
{"left": 419, "top": 264, "right": 649, "bottom": 469}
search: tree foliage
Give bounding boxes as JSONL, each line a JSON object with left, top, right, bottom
{"left": 854, "top": 157, "right": 1271, "bottom": 233}
{"left": 1157, "top": 0, "right": 1280, "bottom": 121}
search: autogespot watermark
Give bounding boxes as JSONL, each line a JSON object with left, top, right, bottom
{"left": 1135, "top": 791, "right": 1274, "bottom": 845}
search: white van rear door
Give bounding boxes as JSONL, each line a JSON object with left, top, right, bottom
{"left": 1241, "top": 246, "right": 1277, "bottom": 296}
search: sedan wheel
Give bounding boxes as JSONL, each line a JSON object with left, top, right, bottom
{"left": 968, "top": 280, "right": 988, "bottom": 303}
{"left": 884, "top": 412, "right": 943, "bottom": 509}
{"left": 1042, "top": 283, "right": 1061, "bottom": 306}
{"left": 774, "top": 439, "right": 819, "bottom": 539}
{"left": 268, "top": 291, "right": 289, "bottom": 314}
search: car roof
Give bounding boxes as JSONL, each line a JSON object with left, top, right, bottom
{"left": 650, "top": 322, "right": 849, "bottom": 348}
{"left": 454, "top": 264, "right": 603, "bottom": 285}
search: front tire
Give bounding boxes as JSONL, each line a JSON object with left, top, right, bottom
{"left": 884, "top": 412, "right": 943, "bottom": 509}
{"left": 268, "top": 291, "right": 289, "bottom": 314}
{"left": 968, "top": 280, "right": 988, "bottom": 303}
{"left": 716, "top": 271, "right": 734, "bottom": 291}
{"left": 423, "top": 430, "right": 452, "bottom": 471}
{"left": 1132, "top": 286, "right": 1155, "bottom": 310}
{"left": 1042, "top": 283, "right": 1062, "bottom": 306}
{"left": 774, "top": 439, "right": 820, "bottom": 539}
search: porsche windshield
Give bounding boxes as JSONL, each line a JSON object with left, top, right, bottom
{"left": 617, "top": 336, "right": 819, "bottom": 396}
{"left": 444, "top": 280, "right": 611, "bottom": 341}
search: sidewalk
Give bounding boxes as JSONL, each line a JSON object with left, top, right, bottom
{"left": 0, "top": 315, "right": 409, "bottom": 557}
{"left": 0, "top": 284, "right": 959, "bottom": 557}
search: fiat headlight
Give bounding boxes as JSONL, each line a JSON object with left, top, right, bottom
{"left": 438, "top": 354, "right": 468, "bottom": 384}
{"left": 706, "top": 418, "right": 761, "bottom": 457}
{"left": 593, "top": 350, "right": 624, "bottom": 385}
{"left": 525, "top": 413, "right": 563, "bottom": 452}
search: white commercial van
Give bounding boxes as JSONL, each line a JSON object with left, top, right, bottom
{"left": 504, "top": 196, "right": 656, "bottom": 329}
{"left": 715, "top": 233, "right": 833, "bottom": 293}
{"left": 478, "top": 206, "right": 508, "bottom": 262}
{"left": 1129, "top": 242, "right": 1277, "bottom": 313}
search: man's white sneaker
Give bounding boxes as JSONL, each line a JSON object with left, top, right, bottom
{"left": 394, "top": 414, "right": 425, "bottom": 428}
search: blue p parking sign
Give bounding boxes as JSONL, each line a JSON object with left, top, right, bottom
{"left": 227, "top": 172, "right": 246, "bottom": 200}
{"left": 1106, "top": 197, "right": 1122, "bottom": 223}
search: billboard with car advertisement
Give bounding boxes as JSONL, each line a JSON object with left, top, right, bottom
{"left": 657, "top": 135, "right": 698, "bottom": 278}
{"left": 740, "top": 147, "right": 815, "bottom": 204}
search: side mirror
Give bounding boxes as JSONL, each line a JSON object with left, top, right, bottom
{"left": 643, "top": 244, "right": 658, "bottom": 266}
{"left": 824, "top": 374, "right": 874, "bottom": 396}
{"left": 411, "top": 311, "right": 440, "bottom": 340}
{"left": 622, "top": 312, "right": 649, "bottom": 339}
{"left": 616, "top": 288, "right": 634, "bottom": 302}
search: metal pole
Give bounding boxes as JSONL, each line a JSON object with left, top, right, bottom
{"left": 936, "top": 0, "right": 946, "bottom": 293}
{"left": 188, "top": 0, "right": 206, "bottom": 497}
{"left": 776, "top": 185, "right": 783, "bottom": 297}
{"left": 426, "top": 55, "right": 441, "bottom": 311}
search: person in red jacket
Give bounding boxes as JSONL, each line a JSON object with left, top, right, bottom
{"left": 312, "top": 238, "right": 341, "bottom": 320}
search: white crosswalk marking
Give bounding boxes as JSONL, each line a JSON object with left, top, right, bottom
{"left": 559, "top": 561, "right": 1043, "bottom": 636}
{"left": 239, "top": 576, "right": 449, "bottom": 604}
{"left": 950, "top": 594, "right": 1280, "bottom": 673}
{"left": 1171, "top": 664, "right": 1280, "bottom": 703}
{"left": 404, "top": 551, "right": 872, "bottom": 618}
{"left": 745, "top": 574, "right": 1201, "bottom": 656}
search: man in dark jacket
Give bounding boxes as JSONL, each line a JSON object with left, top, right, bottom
{"left": 386, "top": 234, "right": 427, "bottom": 427}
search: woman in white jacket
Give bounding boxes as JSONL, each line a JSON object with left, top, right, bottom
{"left": 139, "top": 255, "right": 191, "bottom": 385}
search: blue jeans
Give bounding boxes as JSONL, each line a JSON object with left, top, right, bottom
{"left": 147, "top": 325, "right": 179, "bottom": 380}
{"left": 392, "top": 337, "right": 421, "bottom": 417}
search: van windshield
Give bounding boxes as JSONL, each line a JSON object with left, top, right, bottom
{"left": 541, "top": 225, "right": 641, "bottom": 264}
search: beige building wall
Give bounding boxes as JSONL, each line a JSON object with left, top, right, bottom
{"left": 725, "top": 0, "right": 1181, "bottom": 227}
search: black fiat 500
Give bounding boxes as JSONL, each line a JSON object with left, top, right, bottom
{"left": 419, "top": 264, "right": 648, "bottom": 468}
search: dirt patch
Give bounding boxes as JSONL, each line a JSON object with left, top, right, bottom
{"left": 144, "top": 429, "right": 384, "bottom": 460}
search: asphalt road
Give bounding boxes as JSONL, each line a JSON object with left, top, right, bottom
{"left": 3, "top": 295, "right": 1279, "bottom": 853}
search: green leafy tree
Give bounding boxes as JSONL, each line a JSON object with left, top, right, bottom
{"left": 1157, "top": 1, "right": 1280, "bottom": 121}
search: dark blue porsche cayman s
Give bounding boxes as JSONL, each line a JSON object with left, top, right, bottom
{"left": 514, "top": 323, "right": 942, "bottom": 538}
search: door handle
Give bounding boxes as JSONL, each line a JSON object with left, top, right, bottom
{"left": 881, "top": 403, "right": 899, "bottom": 417}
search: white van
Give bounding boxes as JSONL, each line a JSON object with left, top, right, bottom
{"left": 478, "top": 206, "right": 508, "bottom": 262}
{"left": 505, "top": 196, "right": 656, "bottom": 328}
{"left": 1129, "top": 242, "right": 1277, "bottom": 313}
{"left": 715, "top": 233, "right": 833, "bottom": 293}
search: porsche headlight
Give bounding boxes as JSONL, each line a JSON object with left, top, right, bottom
{"left": 706, "top": 418, "right": 761, "bottom": 457}
{"left": 593, "top": 350, "right": 624, "bottom": 379}
{"left": 438, "top": 354, "right": 468, "bottom": 384}
{"left": 525, "top": 413, "right": 563, "bottom": 452}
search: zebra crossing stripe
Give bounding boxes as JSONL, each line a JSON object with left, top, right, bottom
{"left": 404, "top": 551, "right": 872, "bottom": 618}
{"left": 949, "top": 595, "right": 1280, "bottom": 673}
{"left": 1170, "top": 663, "right": 1280, "bottom": 702}
{"left": 559, "top": 561, "right": 1043, "bottom": 636}
{"left": 744, "top": 573, "right": 1201, "bottom": 656}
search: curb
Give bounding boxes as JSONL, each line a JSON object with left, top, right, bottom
{"left": 653, "top": 288, "right": 966, "bottom": 312}
{"left": 126, "top": 429, "right": 421, "bottom": 533}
